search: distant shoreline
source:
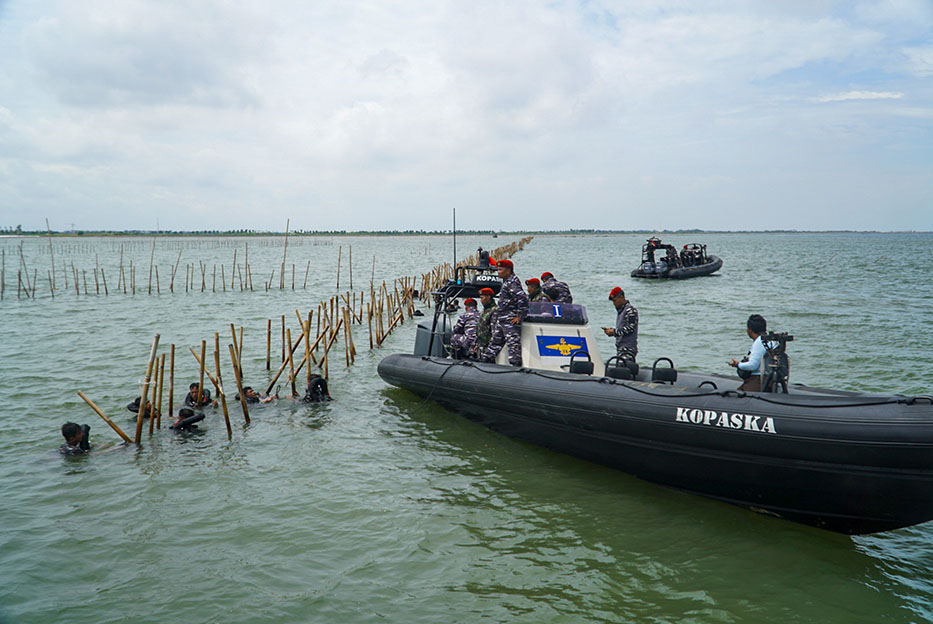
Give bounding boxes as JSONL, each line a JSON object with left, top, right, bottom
{"left": 1, "top": 229, "right": 929, "bottom": 237}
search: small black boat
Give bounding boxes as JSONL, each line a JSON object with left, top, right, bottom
{"left": 378, "top": 258, "right": 933, "bottom": 535}
{"left": 631, "top": 238, "right": 722, "bottom": 279}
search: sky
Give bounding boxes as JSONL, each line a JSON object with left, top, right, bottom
{"left": 0, "top": 0, "right": 930, "bottom": 232}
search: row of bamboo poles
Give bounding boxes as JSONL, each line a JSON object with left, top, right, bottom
{"left": 75, "top": 237, "right": 533, "bottom": 445}
{"left": 5, "top": 238, "right": 370, "bottom": 299}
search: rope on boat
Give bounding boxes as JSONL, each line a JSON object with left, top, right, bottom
{"left": 416, "top": 357, "right": 917, "bottom": 410}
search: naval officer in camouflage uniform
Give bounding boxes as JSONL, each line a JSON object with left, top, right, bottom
{"left": 449, "top": 298, "right": 480, "bottom": 359}
{"left": 483, "top": 259, "right": 529, "bottom": 366}
{"left": 604, "top": 287, "right": 638, "bottom": 361}
{"left": 540, "top": 272, "right": 573, "bottom": 303}
{"left": 475, "top": 288, "right": 500, "bottom": 358}
{"left": 525, "top": 277, "right": 546, "bottom": 302}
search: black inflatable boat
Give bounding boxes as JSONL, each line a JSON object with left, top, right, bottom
{"left": 631, "top": 238, "right": 722, "bottom": 279}
{"left": 378, "top": 256, "right": 933, "bottom": 534}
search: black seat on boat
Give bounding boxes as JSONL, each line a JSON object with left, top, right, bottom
{"left": 568, "top": 351, "right": 594, "bottom": 375}
{"left": 651, "top": 357, "right": 677, "bottom": 384}
{"left": 605, "top": 355, "right": 638, "bottom": 380}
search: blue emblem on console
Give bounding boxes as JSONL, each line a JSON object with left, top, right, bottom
{"left": 536, "top": 335, "right": 587, "bottom": 357}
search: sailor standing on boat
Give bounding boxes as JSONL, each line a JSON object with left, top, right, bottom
{"left": 449, "top": 298, "right": 480, "bottom": 359}
{"left": 483, "top": 259, "right": 529, "bottom": 366}
{"left": 524, "top": 278, "right": 546, "bottom": 302}
{"left": 604, "top": 287, "right": 638, "bottom": 362}
{"left": 474, "top": 288, "right": 500, "bottom": 358}
{"left": 540, "top": 272, "right": 573, "bottom": 303}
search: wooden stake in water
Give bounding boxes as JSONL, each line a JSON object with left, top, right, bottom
{"left": 336, "top": 245, "right": 342, "bottom": 290}
{"left": 46, "top": 218, "right": 55, "bottom": 292}
{"left": 214, "top": 345, "right": 233, "bottom": 439}
{"left": 135, "top": 334, "right": 160, "bottom": 445}
{"left": 168, "top": 344, "right": 175, "bottom": 419}
{"left": 286, "top": 328, "right": 297, "bottom": 396}
{"left": 266, "top": 319, "right": 272, "bottom": 370}
{"left": 156, "top": 353, "right": 166, "bottom": 429}
{"left": 281, "top": 218, "right": 290, "bottom": 290}
{"left": 77, "top": 392, "right": 133, "bottom": 444}
{"left": 228, "top": 344, "right": 250, "bottom": 424}
{"left": 197, "top": 340, "right": 206, "bottom": 408}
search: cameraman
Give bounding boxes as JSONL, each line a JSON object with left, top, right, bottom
{"left": 728, "top": 314, "right": 769, "bottom": 392}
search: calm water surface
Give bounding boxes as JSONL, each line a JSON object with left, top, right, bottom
{"left": 1, "top": 233, "right": 931, "bottom": 623}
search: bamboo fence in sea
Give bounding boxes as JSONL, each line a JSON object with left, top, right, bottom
{"left": 76, "top": 236, "right": 534, "bottom": 444}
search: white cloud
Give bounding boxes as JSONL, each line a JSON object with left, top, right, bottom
{"left": 814, "top": 90, "right": 905, "bottom": 102}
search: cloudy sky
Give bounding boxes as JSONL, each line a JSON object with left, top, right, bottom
{"left": 0, "top": 1, "right": 930, "bottom": 232}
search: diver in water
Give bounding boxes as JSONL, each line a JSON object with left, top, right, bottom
{"left": 59, "top": 422, "right": 91, "bottom": 456}
{"left": 235, "top": 386, "right": 275, "bottom": 404}
{"left": 185, "top": 383, "right": 217, "bottom": 408}
{"left": 302, "top": 374, "right": 332, "bottom": 403}
{"left": 126, "top": 396, "right": 160, "bottom": 419}
{"left": 169, "top": 408, "right": 205, "bottom": 432}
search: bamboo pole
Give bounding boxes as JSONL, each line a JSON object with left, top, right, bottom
{"left": 281, "top": 315, "right": 286, "bottom": 363}
{"left": 46, "top": 218, "right": 55, "bottom": 292}
{"left": 286, "top": 328, "right": 297, "bottom": 396}
{"left": 238, "top": 326, "right": 244, "bottom": 364}
{"left": 77, "top": 392, "right": 133, "bottom": 444}
{"left": 101, "top": 269, "right": 108, "bottom": 295}
{"left": 147, "top": 237, "right": 155, "bottom": 294}
{"left": 214, "top": 344, "right": 233, "bottom": 439}
{"left": 231, "top": 249, "right": 237, "bottom": 291}
{"left": 228, "top": 344, "right": 250, "bottom": 424}
{"left": 149, "top": 357, "right": 159, "bottom": 435}
{"left": 230, "top": 324, "right": 240, "bottom": 373}
{"left": 197, "top": 340, "right": 206, "bottom": 408}
{"left": 281, "top": 218, "right": 290, "bottom": 290}
{"left": 135, "top": 334, "right": 160, "bottom": 445}
{"left": 336, "top": 245, "right": 342, "bottom": 290}
{"left": 170, "top": 249, "right": 181, "bottom": 293}
{"left": 266, "top": 319, "right": 271, "bottom": 370}
{"left": 264, "top": 330, "right": 307, "bottom": 395}
{"left": 189, "top": 347, "right": 223, "bottom": 394}
{"left": 303, "top": 260, "right": 310, "bottom": 289}
{"left": 305, "top": 310, "right": 313, "bottom": 386}
{"left": 156, "top": 353, "right": 165, "bottom": 429}
{"left": 168, "top": 344, "right": 175, "bottom": 420}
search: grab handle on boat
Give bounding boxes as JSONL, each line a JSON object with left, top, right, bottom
{"left": 698, "top": 380, "right": 718, "bottom": 390}
{"left": 566, "top": 351, "right": 594, "bottom": 375}
{"left": 906, "top": 396, "right": 933, "bottom": 405}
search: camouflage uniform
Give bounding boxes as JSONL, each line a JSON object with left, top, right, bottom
{"left": 542, "top": 277, "right": 573, "bottom": 303}
{"left": 476, "top": 301, "right": 500, "bottom": 356}
{"left": 450, "top": 306, "right": 480, "bottom": 358}
{"left": 528, "top": 286, "right": 546, "bottom": 302}
{"left": 612, "top": 300, "right": 639, "bottom": 360}
{"left": 484, "top": 273, "right": 529, "bottom": 366}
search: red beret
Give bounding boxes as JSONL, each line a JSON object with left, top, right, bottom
{"left": 609, "top": 286, "right": 623, "bottom": 300}
{"left": 541, "top": 272, "right": 553, "bottom": 280}
{"left": 497, "top": 259, "right": 513, "bottom": 269}
{"left": 525, "top": 278, "right": 540, "bottom": 286}
{"left": 479, "top": 287, "right": 495, "bottom": 296}
{"left": 464, "top": 298, "right": 477, "bottom": 306}
{"left": 488, "top": 258, "right": 497, "bottom": 267}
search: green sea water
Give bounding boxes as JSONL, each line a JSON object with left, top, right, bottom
{"left": 1, "top": 232, "right": 931, "bottom": 624}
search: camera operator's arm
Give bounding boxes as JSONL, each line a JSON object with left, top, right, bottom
{"left": 737, "top": 337, "right": 766, "bottom": 373}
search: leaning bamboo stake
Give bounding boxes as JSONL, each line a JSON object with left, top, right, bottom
{"left": 266, "top": 319, "right": 271, "bottom": 370}
{"left": 281, "top": 315, "right": 286, "bottom": 363}
{"left": 149, "top": 358, "right": 159, "bottom": 435}
{"left": 214, "top": 344, "right": 233, "bottom": 439}
{"left": 336, "top": 245, "right": 341, "bottom": 290}
{"left": 264, "top": 329, "right": 307, "bottom": 395}
{"left": 303, "top": 260, "right": 310, "bottom": 289}
{"left": 229, "top": 324, "right": 240, "bottom": 374}
{"left": 189, "top": 347, "right": 223, "bottom": 393}
{"left": 77, "top": 392, "right": 133, "bottom": 444}
{"left": 197, "top": 340, "right": 206, "bottom": 408}
{"left": 228, "top": 344, "right": 250, "bottom": 424}
{"left": 286, "top": 328, "right": 297, "bottom": 396}
{"left": 305, "top": 311, "right": 313, "bottom": 386}
{"left": 135, "top": 334, "right": 160, "bottom": 445}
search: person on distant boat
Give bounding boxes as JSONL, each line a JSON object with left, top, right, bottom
{"left": 302, "top": 373, "right": 332, "bottom": 403}
{"left": 59, "top": 422, "right": 91, "bottom": 456}
{"left": 185, "top": 382, "right": 217, "bottom": 408}
{"left": 474, "top": 287, "right": 502, "bottom": 360}
{"left": 729, "top": 314, "right": 770, "bottom": 392}
{"left": 604, "top": 287, "right": 638, "bottom": 362}
{"left": 126, "top": 396, "right": 160, "bottom": 419}
{"left": 524, "top": 278, "right": 546, "bottom": 302}
{"left": 235, "top": 386, "right": 275, "bottom": 404}
{"left": 483, "top": 259, "right": 528, "bottom": 366}
{"left": 170, "top": 408, "right": 205, "bottom": 432}
{"left": 540, "top": 272, "right": 573, "bottom": 303}
{"left": 450, "top": 298, "right": 480, "bottom": 359}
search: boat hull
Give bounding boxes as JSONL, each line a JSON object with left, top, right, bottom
{"left": 378, "top": 354, "right": 933, "bottom": 534}
{"left": 632, "top": 255, "right": 723, "bottom": 279}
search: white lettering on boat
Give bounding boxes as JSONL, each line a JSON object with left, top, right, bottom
{"left": 675, "top": 407, "right": 777, "bottom": 434}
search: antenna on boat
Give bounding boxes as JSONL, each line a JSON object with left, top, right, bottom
{"left": 452, "top": 208, "right": 456, "bottom": 277}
